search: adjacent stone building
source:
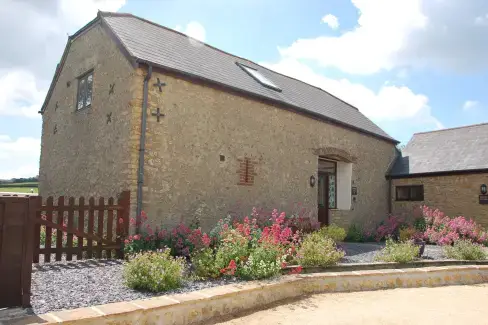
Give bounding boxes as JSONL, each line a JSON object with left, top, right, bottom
{"left": 389, "top": 123, "right": 488, "bottom": 227}
{"left": 39, "top": 12, "right": 398, "bottom": 230}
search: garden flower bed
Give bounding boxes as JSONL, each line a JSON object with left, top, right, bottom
{"left": 28, "top": 205, "right": 488, "bottom": 315}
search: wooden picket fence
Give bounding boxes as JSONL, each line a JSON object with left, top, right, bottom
{"left": 33, "top": 191, "right": 130, "bottom": 263}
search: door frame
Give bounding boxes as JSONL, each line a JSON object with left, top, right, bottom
{"left": 317, "top": 171, "right": 329, "bottom": 226}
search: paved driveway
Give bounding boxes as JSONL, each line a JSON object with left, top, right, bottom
{"left": 212, "top": 284, "right": 488, "bottom": 325}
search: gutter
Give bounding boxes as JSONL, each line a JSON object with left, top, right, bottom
{"left": 136, "top": 64, "right": 152, "bottom": 230}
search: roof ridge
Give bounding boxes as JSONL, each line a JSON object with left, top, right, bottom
{"left": 414, "top": 122, "right": 488, "bottom": 136}
{"left": 100, "top": 11, "right": 363, "bottom": 113}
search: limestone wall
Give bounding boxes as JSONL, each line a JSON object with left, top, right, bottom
{"left": 135, "top": 67, "right": 397, "bottom": 229}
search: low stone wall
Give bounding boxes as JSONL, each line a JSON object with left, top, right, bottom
{"left": 16, "top": 265, "right": 488, "bottom": 325}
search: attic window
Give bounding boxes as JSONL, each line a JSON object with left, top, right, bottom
{"left": 236, "top": 62, "right": 282, "bottom": 92}
{"left": 77, "top": 71, "right": 93, "bottom": 110}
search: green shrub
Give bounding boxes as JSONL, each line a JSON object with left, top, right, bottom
{"left": 192, "top": 248, "right": 220, "bottom": 279}
{"left": 214, "top": 230, "right": 249, "bottom": 271}
{"left": 444, "top": 240, "right": 487, "bottom": 260}
{"left": 297, "top": 232, "right": 345, "bottom": 267}
{"left": 239, "top": 245, "right": 283, "bottom": 280}
{"left": 399, "top": 227, "right": 416, "bottom": 242}
{"left": 375, "top": 238, "right": 419, "bottom": 263}
{"left": 345, "top": 224, "right": 364, "bottom": 242}
{"left": 319, "top": 224, "right": 346, "bottom": 242}
{"left": 413, "top": 217, "right": 427, "bottom": 232}
{"left": 124, "top": 249, "right": 185, "bottom": 292}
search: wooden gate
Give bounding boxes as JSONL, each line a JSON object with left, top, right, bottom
{"left": 0, "top": 195, "right": 37, "bottom": 307}
{"left": 33, "top": 191, "right": 130, "bottom": 263}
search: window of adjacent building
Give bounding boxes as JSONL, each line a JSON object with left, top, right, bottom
{"left": 236, "top": 62, "right": 282, "bottom": 92}
{"left": 396, "top": 185, "right": 424, "bottom": 201}
{"left": 77, "top": 71, "right": 93, "bottom": 110}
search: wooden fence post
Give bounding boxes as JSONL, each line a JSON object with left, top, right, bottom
{"left": 116, "top": 191, "right": 130, "bottom": 259}
{"left": 23, "top": 196, "right": 40, "bottom": 307}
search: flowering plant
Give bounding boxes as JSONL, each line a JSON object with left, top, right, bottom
{"left": 374, "top": 215, "right": 405, "bottom": 241}
{"left": 420, "top": 206, "right": 488, "bottom": 246}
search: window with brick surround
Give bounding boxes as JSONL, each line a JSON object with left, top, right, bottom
{"left": 396, "top": 185, "right": 424, "bottom": 201}
{"left": 237, "top": 157, "right": 257, "bottom": 186}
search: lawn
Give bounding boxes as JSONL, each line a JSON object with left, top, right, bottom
{"left": 0, "top": 182, "right": 38, "bottom": 193}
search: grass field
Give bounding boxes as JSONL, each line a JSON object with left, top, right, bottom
{"left": 0, "top": 182, "right": 39, "bottom": 193}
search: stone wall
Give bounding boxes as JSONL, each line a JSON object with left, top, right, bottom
{"left": 39, "top": 23, "right": 137, "bottom": 202}
{"left": 135, "top": 67, "right": 397, "bottom": 230}
{"left": 391, "top": 173, "right": 488, "bottom": 227}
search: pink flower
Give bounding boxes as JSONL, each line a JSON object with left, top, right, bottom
{"left": 202, "top": 233, "right": 211, "bottom": 247}
{"left": 129, "top": 218, "right": 136, "bottom": 226}
{"left": 133, "top": 234, "right": 141, "bottom": 240}
{"left": 289, "top": 266, "right": 302, "bottom": 275}
{"left": 118, "top": 217, "right": 124, "bottom": 224}
{"left": 140, "top": 211, "right": 148, "bottom": 220}
{"left": 124, "top": 239, "right": 130, "bottom": 244}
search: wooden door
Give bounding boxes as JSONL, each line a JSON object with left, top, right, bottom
{"left": 317, "top": 172, "right": 329, "bottom": 225}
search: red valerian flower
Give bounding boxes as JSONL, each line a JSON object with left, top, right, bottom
{"left": 289, "top": 266, "right": 302, "bottom": 274}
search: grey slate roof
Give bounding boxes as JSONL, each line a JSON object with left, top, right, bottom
{"left": 389, "top": 123, "right": 488, "bottom": 176}
{"left": 99, "top": 12, "right": 395, "bottom": 142}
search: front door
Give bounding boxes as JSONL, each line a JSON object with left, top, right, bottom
{"left": 317, "top": 172, "right": 329, "bottom": 225}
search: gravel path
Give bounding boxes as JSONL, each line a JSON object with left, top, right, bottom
{"left": 31, "top": 259, "right": 241, "bottom": 315}
{"left": 340, "top": 242, "right": 446, "bottom": 263}
{"left": 31, "top": 243, "right": 447, "bottom": 314}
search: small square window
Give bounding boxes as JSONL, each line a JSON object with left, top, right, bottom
{"left": 396, "top": 185, "right": 424, "bottom": 201}
{"left": 77, "top": 71, "right": 93, "bottom": 110}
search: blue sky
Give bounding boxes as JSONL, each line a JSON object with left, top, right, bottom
{"left": 1, "top": 0, "right": 487, "bottom": 179}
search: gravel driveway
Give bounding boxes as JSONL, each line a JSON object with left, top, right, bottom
{"left": 340, "top": 242, "right": 445, "bottom": 263}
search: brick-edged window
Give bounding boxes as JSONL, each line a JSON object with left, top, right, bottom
{"left": 76, "top": 70, "right": 93, "bottom": 110}
{"left": 237, "top": 157, "right": 257, "bottom": 186}
{"left": 396, "top": 185, "right": 424, "bottom": 201}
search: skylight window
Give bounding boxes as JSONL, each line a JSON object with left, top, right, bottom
{"left": 236, "top": 62, "right": 282, "bottom": 92}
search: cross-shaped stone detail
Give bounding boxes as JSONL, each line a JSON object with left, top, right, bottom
{"left": 55, "top": 102, "right": 58, "bottom": 111}
{"left": 151, "top": 108, "right": 165, "bottom": 122}
{"left": 106, "top": 112, "right": 112, "bottom": 124}
{"left": 53, "top": 124, "right": 58, "bottom": 134}
{"left": 109, "top": 83, "right": 115, "bottom": 95}
{"left": 153, "top": 78, "right": 166, "bottom": 92}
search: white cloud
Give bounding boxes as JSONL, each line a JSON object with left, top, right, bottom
{"left": 0, "top": 136, "right": 41, "bottom": 179}
{"left": 0, "top": 70, "right": 46, "bottom": 118}
{"left": 321, "top": 14, "right": 339, "bottom": 29}
{"left": 176, "top": 21, "right": 206, "bottom": 43}
{"left": 279, "top": 0, "right": 427, "bottom": 75}
{"left": 463, "top": 100, "right": 479, "bottom": 110}
{"left": 279, "top": 0, "right": 488, "bottom": 75}
{"left": 262, "top": 58, "right": 442, "bottom": 140}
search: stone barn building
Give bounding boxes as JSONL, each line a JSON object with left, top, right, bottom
{"left": 389, "top": 123, "right": 488, "bottom": 227}
{"left": 39, "top": 12, "right": 399, "bottom": 229}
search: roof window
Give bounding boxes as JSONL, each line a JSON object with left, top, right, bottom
{"left": 236, "top": 62, "right": 282, "bottom": 92}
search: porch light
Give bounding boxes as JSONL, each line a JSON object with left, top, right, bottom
{"left": 481, "top": 184, "right": 487, "bottom": 195}
{"left": 310, "top": 175, "right": 316, "bottom": 188}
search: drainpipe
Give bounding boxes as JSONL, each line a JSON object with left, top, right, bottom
{"left": 136, "top": 64, "right": 152, "bottom": 231}
{"left": 387, "top": 176, "right": 392, "bottom": 215}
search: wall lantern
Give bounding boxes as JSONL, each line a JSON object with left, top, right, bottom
{"left": 481, "top": 184, "right": 487, "bottom": 195}
{"left": 310, "top": 175, "right": 316, "bottom": 188}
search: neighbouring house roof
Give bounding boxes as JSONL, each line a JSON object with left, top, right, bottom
{"left": 40, "top": 11, "right": 397, "bottom": 144}
{"left": 389, "top": 123, "right": 488, "bottom": 178}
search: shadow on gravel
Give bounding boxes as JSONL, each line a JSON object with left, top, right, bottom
{"left": 33, "top": 259, "right": 123, "bottom": 272}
